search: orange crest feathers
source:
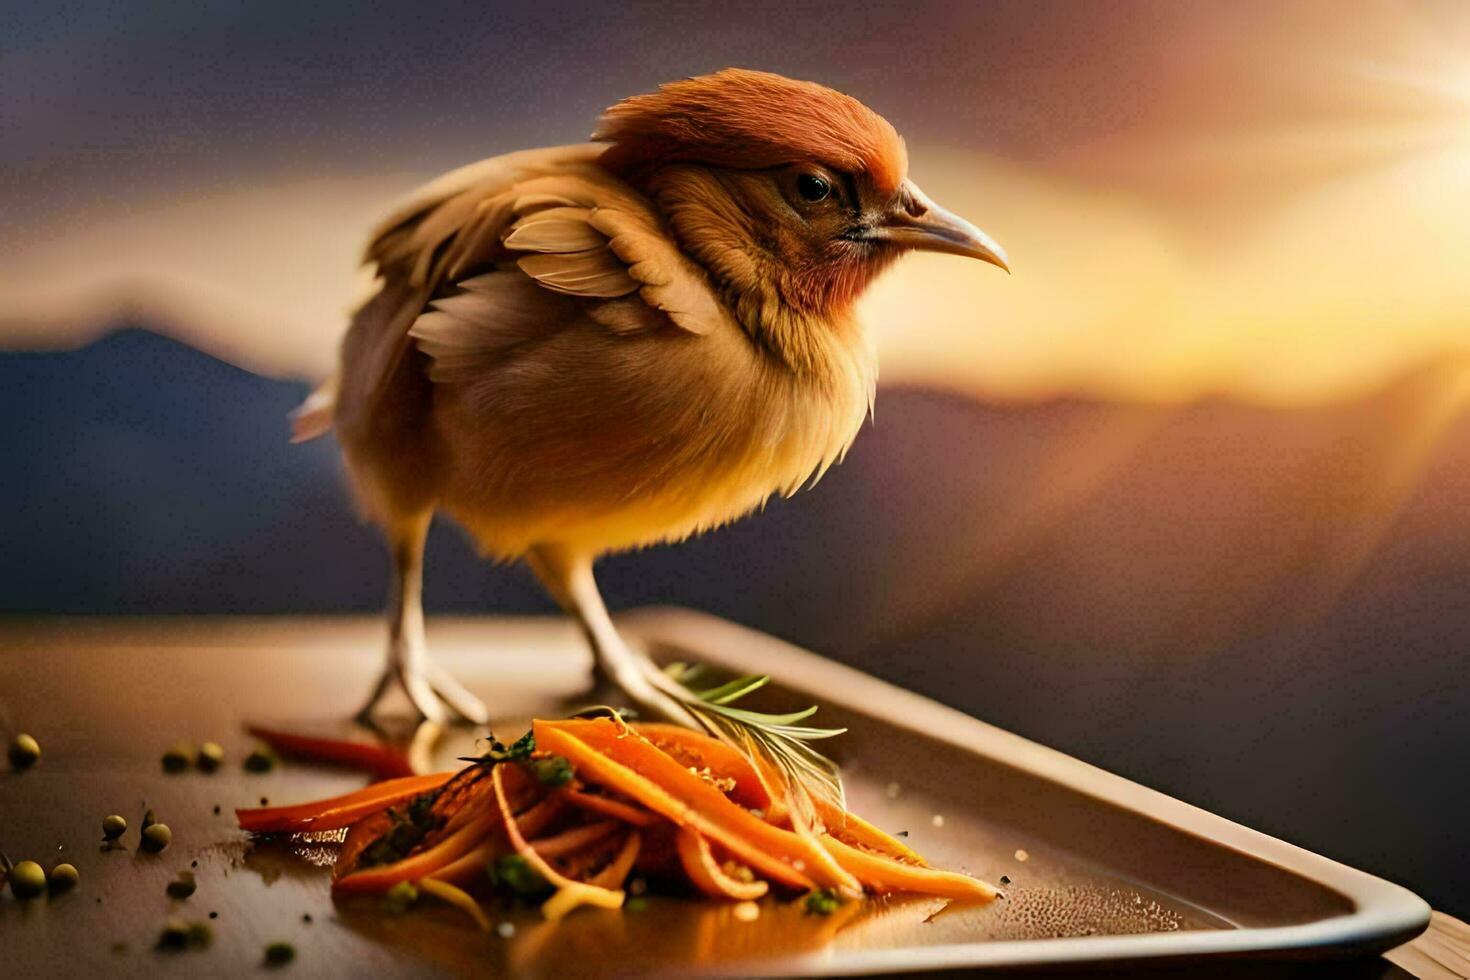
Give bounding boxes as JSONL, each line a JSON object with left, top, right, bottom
{"left": 594, "top": 69, "right": 908, "bottom": 195}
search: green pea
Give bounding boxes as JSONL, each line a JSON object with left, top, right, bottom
{"left": 161, "top": 741, "right": 194, "bottom": 773}
{"left": 102, "top": 814, "right": 128, "bottom": 840}
{"left": 156, "top": 917, "right": 190, "bottom": 951}
{"left": 264, "top": 941, "right": 296, "bottom": 966}
{"left": 196, "top": 742, "right": 225, "bottom": 773}
{"left": 166, "top": 871, "right": 196, "bottom": 899}
{"left": 49, "top": 863, "right": 79, "bottom": 893}
{"left": 141, "top": 823, "right": 172, "bottom": 854}
{"left": 8, "top": 733, "right": 40, "bottom": 770}
{"left": 9, "top": 860, "right": 47, "bottom": 899}
{"left": 243, "top": 744, "right": 277, "bottom": 773}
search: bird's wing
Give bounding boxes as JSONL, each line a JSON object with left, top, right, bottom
{"left": 340, "top": 145, "right": 730, "bottom": 418}
{"left": 406, "top": 166, "right": 734, "bottom": 383}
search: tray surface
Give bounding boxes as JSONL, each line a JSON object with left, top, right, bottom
{"left": 0, "top": 612, "right": 1430, "bottom": 976}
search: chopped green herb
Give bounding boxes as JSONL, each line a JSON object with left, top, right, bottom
{"left": 624, "top": 896, "right": 649, "bottom": 912}
{"left": 358, "top": 790, "right": 446, "bottom": 869}
{"left": 243, "top": 744, "right": 277, "bottom": 773}
{"left": 487, "top": 854, "right": 550, "bottom": 898}
{"left": 381, "top": 880, "right": 419, "bottom": 914}
{"left": 803, "top": 888, "right": 842, "bottom": 916}
{"left": 156, "top": 918, "right": 190, "bottom": 951}
{"left": 529, "top": 754, "right": 574, "bottom": 787}
{"left": 166, "top": 870, "right": 197, "bottom": 899}
{"left": 264, "top": 941, "right": 295, "bottom": 967}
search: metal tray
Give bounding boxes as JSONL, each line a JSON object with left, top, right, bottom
{"left": 617, "top": 608, "right": 1432, "bottom": 975}
{"left": 0, "top": 611, "right": 1431, "bottom": 977}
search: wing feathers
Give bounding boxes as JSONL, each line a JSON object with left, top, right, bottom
{"left": 346, "top": 147, "right": 733, "bottom": 407}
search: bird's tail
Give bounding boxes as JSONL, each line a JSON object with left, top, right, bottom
{"left": 290, "top": 375, "right": 338, "bottom": 443}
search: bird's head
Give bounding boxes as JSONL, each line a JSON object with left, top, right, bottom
{"left": 595, "top": 69, "right": 1007, "bottom": 340}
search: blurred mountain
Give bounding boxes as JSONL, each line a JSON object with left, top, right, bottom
{"left": 1, "top": 325, "right": 1467, "bottom": 917}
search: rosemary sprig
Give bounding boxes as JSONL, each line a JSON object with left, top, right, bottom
{"left": 662, "top": 663, "right": 847, "bottom": 819}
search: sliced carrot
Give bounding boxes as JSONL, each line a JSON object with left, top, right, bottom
{"left": 417, "top": 878, "right": 491, "bottom": 932}
{"left": 558, "top": 788, "right": 657, "bottom": 827}
{"left": 247, "top": 725, "right": 415, "bottom": 779}
{"left": 537, "top": 720, "right": 854, "bottom": 893}
{"left": 675, "top": 826, "right": 769, "bottom": 901}
{"left": 815, "top": 801, "right": 928, "bottom": 866}
{"left": 529, "top": 821, "right": 620, "bottom": 859}
{"left": 333, "top": 807, "right": 502, "bottom": 895}
{"left": 819, "top": 834, "right": 998, "bottom": 901}
{"left": 492, "top": 765, "right": 625, "bottom": 921}
{"left": 633, "top": 723, "right": 925, "bottom": 869}
{"left": 236, "top": 772, "right": 453, "bottom": 834}
{"left": 587, "top": 831, "right": 642, "bottom": 891}
{"left": 631, "top": 723, "right": 772, "bottom": 809}
{"left": 427, "top": 795, "right": 563, "bottom": 887}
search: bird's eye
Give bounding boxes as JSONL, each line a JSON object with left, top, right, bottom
{"left": 796, "top": 173, "right": 831, "bottom": 203}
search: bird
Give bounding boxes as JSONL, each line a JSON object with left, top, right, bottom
{"left": 293, "top": 68, "right": 1007, "bottom": 794}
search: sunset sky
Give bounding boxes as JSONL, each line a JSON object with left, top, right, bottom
{"left": 4, "top": 0, "right": 1469, "bottom": 404}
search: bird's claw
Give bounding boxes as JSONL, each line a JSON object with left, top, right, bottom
{"left": 355, "top": 659, "right": 489, "bottom": 728}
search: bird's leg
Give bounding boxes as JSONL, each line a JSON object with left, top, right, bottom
{"left": 355, "top": 512, "right": 489, "bottom": 727}
{"left": 528, "top": 546, "right": 700, "bottom": 729}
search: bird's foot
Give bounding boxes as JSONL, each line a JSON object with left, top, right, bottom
{"left": 585, "top": 651, "right": 702, "bottom": 730}
{"left": 354, "top": 659, "right": 489, "bottom": 728}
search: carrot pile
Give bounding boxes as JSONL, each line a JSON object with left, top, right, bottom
{"left": 236, "top": 718, "right": 997, "bottom": 923}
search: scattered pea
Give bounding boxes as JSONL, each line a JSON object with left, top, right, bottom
{"left": 103, "top": 814, "right": 128, "bottom": 840}
{"left": 166, "top": 870, "right": 196, "bottom": 899}
{"left": 196, "top": 742, "right": 224, "bottom": 773}
{"left": 8, "top": 733, "right": 40, "bottom": 770}
{"left": 156, "top": 918, "right": 190, "bottom": 951}
{"left": 161, "top": 742, "right": 194, "bottom": 773}
{"left": 186, "top": 922, "right": 213, "bottom": 948}
{"left": 49, "top": 862, "right": 79, "bottom": 894}
{"left": 9, "top": 860, "right": 47, "bottom": 899}
{"left": 264, "top": 941, "right": 296, "bottom": 967}
{"left": 243, "top": 744, "right": 277, "bottom": 773}
{"left": 141, "top": 823, "right": 172, "bottom": 854}
{"left": 625, "top": 896, "right": 649, "bottom": 912}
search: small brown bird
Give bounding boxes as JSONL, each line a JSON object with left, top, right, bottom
{"left": 295, "top": 69, "right": 1006, "bottom": 782}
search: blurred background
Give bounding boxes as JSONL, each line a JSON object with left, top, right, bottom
{"left": 2, "top": 0, "right": 1467, "bottom": 917}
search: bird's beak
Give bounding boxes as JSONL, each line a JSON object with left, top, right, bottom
{"left": 869, "top": 180, "right": 1009, "bottom": 272}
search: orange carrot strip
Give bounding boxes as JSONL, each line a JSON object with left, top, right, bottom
{"left": 247, "top": 726, "right": 416, "bottom": 778}
{"left": 814, "top": 800, "right": 928, "bottom": 866}
{"left": 587, "top": 831, "right": 642, "bottom": 891}
{"left": 529, "top": 821, "right": 620, "bottom": 859}
{"left": 427, "top": 795, "right": 563, "bottom": 886}
{"left": 559, "top": 788, "right": 657, "bottom": 827}
{"left": 631, "top": 723, "right": 772, "bottom": 809}
{"left": 819, "top": 834, "right": 998, "bottom": 901}
{"left": 417, "top": 878, "right": 491, "bottom": 932}
{"left": 675, "top": 826, "right": 770, "bottom": 901}
{"left": 492, "top": 765, "right": 624, "bottom": 921}
{"left": 630, "top": 724, "right": 918, "bottom": 885}
{"left": 536, "top": 720, "right": 839, "bottom": 892}
{"left": 332, "top": 808, "right": 501, "bottom": 896}
{"left": 236, "top": 772, "right": 453, "bottom": 833}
